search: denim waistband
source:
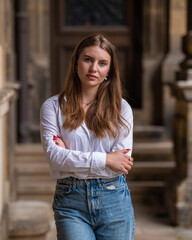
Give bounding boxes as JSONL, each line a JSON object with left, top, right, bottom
{"left": 57, "top": 174, "right": 125, "bottom": 188}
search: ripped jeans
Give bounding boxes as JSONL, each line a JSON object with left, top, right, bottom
{"left": 53, "top": 174, "right": 135, "bottom": 240}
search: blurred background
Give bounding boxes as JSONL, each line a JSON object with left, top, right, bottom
{"left": 1, "top": 0, "right": 192, "bottom": 239}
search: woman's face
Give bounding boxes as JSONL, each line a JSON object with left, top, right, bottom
{"left": 77, "top": 46, "right": 111, "bottom": 90}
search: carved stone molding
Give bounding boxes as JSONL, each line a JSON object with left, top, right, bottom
{"left": 0, "top": 88, "right": 15, "bottom": 117}
{"left": 172, "top": 80, "right": 192, "bottom": 101}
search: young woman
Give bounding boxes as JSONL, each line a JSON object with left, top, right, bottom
{"left": 40, "top": 34, "right": 135, "bottom": 240}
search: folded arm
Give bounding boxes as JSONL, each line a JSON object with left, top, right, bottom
{"left": 40, "top": 98, "right": 133, "bottom": 175}
{"left": 40, "top": 99, "right": 106, "bottom": 175}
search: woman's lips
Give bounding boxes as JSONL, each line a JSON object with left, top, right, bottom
{"left": 86, "top": 74, "right": 97, "bottom": 80}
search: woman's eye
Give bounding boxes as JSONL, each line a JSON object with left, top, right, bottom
{"left": 100, "top": 61, "right": 107, "bottom": 66}
{"left": 85, "top": 58, "right": 92, "bottom": 62}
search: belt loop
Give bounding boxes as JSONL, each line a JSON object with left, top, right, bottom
{"left": 98, "top": 178, "right": 102, "bottom": 188}
{"left": 72, "top": 177, "right": 76, "bottom": 189}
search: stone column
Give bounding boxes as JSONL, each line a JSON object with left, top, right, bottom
{"left": 15, "top": 0, "right": 29, "bottom": 142}
{"left": 162, "top": 0, "right": 187, "bottom": 136}
{"left": 136, "top": 0, "right": 169, "bottom": 125}
{"left": 171, "top": 1, "right": 192, "bottom": 225}
{"left": 27, "top": 0, "right": 50, "bottom": 142}
{"left": 0, "top": 0, "right": 17, "bottom": 238}
{"left": 171, "top": 81, "right": 192, "bottom": 226}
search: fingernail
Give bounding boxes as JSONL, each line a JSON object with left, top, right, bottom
{"left": 56, "top": 143, "right": 59, "bottom": 145}
{"left": 126, "top": 149, "right": 131, "bottom": 151}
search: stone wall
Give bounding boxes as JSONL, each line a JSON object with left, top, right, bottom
{"left": 162, "top": 0, "right": 187, "bottom": 136}
{"left": 27, "top": 0, "right": 50, "bottom": 142}
{"left": 134, "top": 0, "right": 169, "bottom": 125}
{"left": 0, "top": 0, "right": 16, "bottom": 239}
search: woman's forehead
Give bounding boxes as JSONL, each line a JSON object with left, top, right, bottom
{"left": 79, "top": 46, "right": 111, "bottom": 61}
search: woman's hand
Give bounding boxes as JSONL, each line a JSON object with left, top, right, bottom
{"left": 106, "top": 149, "right": 133, "bottom": 175}
{"left": 53, "top": 135, "right": 66, "bottom": 148}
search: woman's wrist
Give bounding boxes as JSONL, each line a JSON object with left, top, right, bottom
{"left": 106, "top": 153, "right": 112, "bottom": 167}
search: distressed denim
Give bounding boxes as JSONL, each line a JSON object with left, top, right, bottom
{"left": 53, "top": 174, "right": 135, "bottom": 240}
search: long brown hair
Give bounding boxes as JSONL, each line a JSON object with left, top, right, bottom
{"left": 59, "top": 34, "right": 128, "bottom": 138}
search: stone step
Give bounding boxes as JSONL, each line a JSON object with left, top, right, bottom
{"left": 127, "top": 161, "right": 175, "bottom": 181}
{"left": 15, "top": 144, "right": 45, "bottom": 162}
{"left": 16, "top": 179, "right": 55, "bottom": 202}
{"left": 133, "top": 140, "right": 174, "bottom": 162}
{"left": 16, "top": 162, "right": 50, "bottom": 175}
{"left": 18, "top": 175, "right": 54, "bottom": 182}
{"left": 133, "top": 125, "right": 166, "bottom": 141}
{"left": 128, "top": 180, "right": 166, "bottom": 202}
{"left": 16, "top": 154, "right": 46, "bottom": 163}
{"left": 18, "top": 181, "right": 55, "bottom": 195}
{"left": 133, "top": 141, "right": 173, "bottom": 155}
{"left": 15, "top": 144, "right": 44, "bottom": 155}
{"left": 128, "top": 180, "right": 165, "bottom": 191}
{"left": 17, "top": 194, "right": 54, "bottom": 203}
{"left": 132, "top": 161, "right": 175, "bottom": 175}
{"left": 9, "top": 201, "right": 50, "bottom": 239}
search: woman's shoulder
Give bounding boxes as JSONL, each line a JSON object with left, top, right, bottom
{"left": 41, "top": 95, "right": 60, "bottom": 111}
{"left": 121, "top": 98, "right": 132, "bottom": 113}
{"left": 42, "top": 95, "right": 59, "bottom": 105}
{"left": 120, "top": 98, "right": 133, "bottom": 123}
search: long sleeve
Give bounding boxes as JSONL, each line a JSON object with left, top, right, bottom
{"left": 40, "top": 97, "right": 106, "bottom": 175}
{"left": 111, "top": 99, "right": 133, "bottom": 156}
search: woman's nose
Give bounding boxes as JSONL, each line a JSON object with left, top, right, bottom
{"left": 89, "top": 62, "right": 97, "bottom": 72}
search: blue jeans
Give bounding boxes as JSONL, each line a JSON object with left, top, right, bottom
{"left": 53, "top": 174, "right": 135, "bottom": 240}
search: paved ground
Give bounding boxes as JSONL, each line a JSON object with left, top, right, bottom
{"left": 134, "top": 201, "right": 192, "bottom": 240}
{"left": 44, "top": 201, "right": 192, "bottom": 240}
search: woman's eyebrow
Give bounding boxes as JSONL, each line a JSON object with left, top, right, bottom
{"left": 83, "top": 54, "right": 109, "bottom": 63}
{"left": 83, "top": 54, "right": 92, "bottom": 58}
{"left": 100, "top": 59, "right": 109, "bottom": 63}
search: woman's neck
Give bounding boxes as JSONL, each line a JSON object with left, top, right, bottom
{"left": 81, "top": 87, "right": 98, "bottom": 115}
{"left": 81, "top": 87, "right": 97, "bottom": 105}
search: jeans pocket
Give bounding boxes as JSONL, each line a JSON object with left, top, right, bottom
{"left": 55, "top": 183, "right": 72, "bottom": 195}
{"left": 102, "top": 177, "right": 126, "bottom": 191}
{"left": 53, "top": 183, "right": 72, "bottom": 211}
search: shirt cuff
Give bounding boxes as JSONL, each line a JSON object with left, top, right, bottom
{"left": 90, "top": 152, "right": 106, "bottom": 174}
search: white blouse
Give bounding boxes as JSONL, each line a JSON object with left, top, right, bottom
{"left": 40, "top": 95, "right": 133, "bottom": 179}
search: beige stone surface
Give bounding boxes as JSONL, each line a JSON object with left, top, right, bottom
{"left": 9, "top": 201, "right": 50, "bottom": 237}
{"left": 135, "top": 203, "right": 176, "bottom": 240}
{"left": 134, "top": 202, "right": 192, "bottom": 240}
